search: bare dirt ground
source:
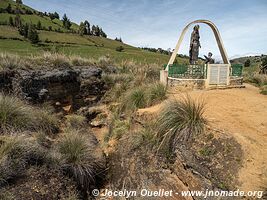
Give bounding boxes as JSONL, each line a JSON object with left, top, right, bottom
{"left": 139, "top": 83, "right": 267, "bottom": 192}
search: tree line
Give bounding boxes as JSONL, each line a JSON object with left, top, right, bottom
{"left": 2, "top": 1, "right": 107, "bottom": 38}
{"left": 79, "top": 20, "right": 107, "bottom": 37}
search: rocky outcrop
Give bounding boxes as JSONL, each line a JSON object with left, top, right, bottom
{"left": 0, "top": 67, "right": 106, "bottom": 110}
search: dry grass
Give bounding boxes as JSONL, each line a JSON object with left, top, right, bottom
{"left": 0, "top": 94, "right": 59, "bottom": 133}
{"left": 0, "top": 136, "right": 46, "bottom": 186}
{"left": 65, "top": 114, "right": 87, "bottom": 129}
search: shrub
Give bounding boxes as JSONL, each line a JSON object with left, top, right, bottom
{"left": 156, "top": 95, "right": 206, "bottom": 154}
{"left": 147, "top": 82, "right": 167, "bottom": 106}
{"left": 116, "top": 46, "right": 124, "bottom": 52}
{"left": 57, "top": 130, "right": 103, "bottom": 191}
{"left": 0, "top": 95, "right": 59, "bottom": 133}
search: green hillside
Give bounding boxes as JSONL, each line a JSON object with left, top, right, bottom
{"left": 0, "top": 0, "right": 179, "bottom": 65}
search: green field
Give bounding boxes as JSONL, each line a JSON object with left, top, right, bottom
{"left": 0, "top": 25, "right": 172, "bottom": 64}
{"left": 0, "top": 0, "right": 177, "bottom": 65}
{"left": 0, "top": 0, "right": 79, "bottom": 32}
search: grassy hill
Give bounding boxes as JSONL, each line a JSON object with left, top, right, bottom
{"left": 0, "top": 0, "right": 179, "bottom": 65}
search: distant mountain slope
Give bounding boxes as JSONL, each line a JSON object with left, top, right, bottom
{"left": 0, "top": 0, "right": 186, "bottom": 65}
{"left": 0, "top": 0, "right": 79, "bottom": 32}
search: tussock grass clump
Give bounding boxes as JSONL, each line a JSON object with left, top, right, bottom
{"left": 147, "top": 83, "right": 167, "bottom": 106}
{"left": 121, "top": 87, "right": 147, "bottom": 111}
{"left": 260, "top": 85, "right": 267, "bottom": 95}
{"left": 57, "top": 130, "right": 102, "bottom": 191}
{"left": 0, "top": 136, "right": 46, "bottom": 186}
{"left": 65, "top": 114, "right": 87, "bottom": 129}
{"left": 244, "top": 73, "right": 267, "bottom": 86}
{"left": 120, "top": 82, "right": 167, "bottom": 112}
{"left": 156, "top": 95, "right": 206, "bottom": 153}
{"left": 70, "top": 56, "right": 95, "bottom": 66}
{"left": 42, "top": 52, "right": 71, "bottom": 68}
{"left": 97, "top": 55, "right": 113, "bottom": 68}
{"left": 0, "top": 95, "right": 59, "bottom": 133}
{"left": 0, "top": 53, "right": 23, "bottom": 70}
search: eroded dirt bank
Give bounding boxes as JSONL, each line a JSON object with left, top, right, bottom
{"left": 139, "top": 83, "right": 267, "bottom": 192}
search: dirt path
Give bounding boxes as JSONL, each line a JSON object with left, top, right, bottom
{"left": 139, "top": 84, "right": 267, "bottom": 191}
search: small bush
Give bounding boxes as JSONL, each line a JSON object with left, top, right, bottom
{"left": 0, "top": 95, "right": 59, "bottom": 133}
{"left": 57, "top": 130, "right": 102, "bottom": 191}
{"left": 147, "top": 83, "right": 167, "bottom": 106}
{"left": 156, "top": 95, "right": 206, "bottom": 154}
{"left": 116, "top": 46, "right": 124, "bottom": 52}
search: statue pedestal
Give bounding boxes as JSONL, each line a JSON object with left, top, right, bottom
{"left": 160, "top": 70, "right": 168, "bottom": 86}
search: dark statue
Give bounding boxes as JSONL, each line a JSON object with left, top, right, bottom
{"left": 189, "top": 25, "right": 201, "bottom": 64}
{"left": 204, "top": 52, "right": 215, "bottom": 64}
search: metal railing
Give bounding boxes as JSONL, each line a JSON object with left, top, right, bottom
{"left": 231, "top": 64, "right": 243, "bottom": 77}
{"left": 164, "top": 64, "right": 207, "bottom": 79}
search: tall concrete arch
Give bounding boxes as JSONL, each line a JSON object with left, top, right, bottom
{"left": 166, "top": 19, "right": 230, "bottom": 71}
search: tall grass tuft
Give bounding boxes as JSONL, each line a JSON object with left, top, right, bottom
{"left": 0, "top": 136, "right": 46, "bottom": 186}
{"left": 156, "top": 95, "right": 206, "bottom": 153}
{"left": 0, "top": 94, "right": 59, "bottom": 133}
{"left": 147, "top": 82, "right": 167, "bottom": 106}
{"left": 121, "top": 87, "right": 147, "bottom": 111}
{"left": 65, "top": 114, "right": 87, "bottom": 129}
{"left": 57, "top": 130, "right": 103, "bottom": 191}
{"left": 0, "top": 53, "right": 23, "bottom": 70}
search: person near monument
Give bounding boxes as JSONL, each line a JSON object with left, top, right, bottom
{"left": 189, "top": 25, "right": 201, "bottom": 64}
{"left": 204, "top": 52, "right": 215, "bottom": 64}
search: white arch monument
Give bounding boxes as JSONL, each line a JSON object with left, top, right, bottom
{"left": 160, "top": 19, "right": 232, "bottom": 88}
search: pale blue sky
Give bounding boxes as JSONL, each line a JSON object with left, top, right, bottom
{"left": 24, "top": 0, "right": 267, "bottom": 60}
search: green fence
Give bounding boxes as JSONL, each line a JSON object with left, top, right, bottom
{"left": 231, "top": 64, "right": 243, "bottom": 77}
{"left": 164, "top": 64, "right": 206, "bottom": 79}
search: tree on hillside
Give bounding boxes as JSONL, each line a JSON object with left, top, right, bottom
{"left": 91, "top": 25, "right": 96, "bottom": 36}
{"left": 49, "top": 12, "right": 60, "bottom": 20}
{"left": 79, "top": 22, "right": 86, "bottom": 36}
{"left": 14, "top": 14, "right": 22, "bottom": 27}
{"left": 18, "top": 23, "right": 29, "bottom": 38}
{"left": 62, "top": 14, "right": 71, "bottom": 29}
{"left": 84, "top": 20, "right": 91, "bottom": 35}
{"left": 99, "top": 28, "right": 107, "bottom": 38}
{"left": 28, "top": 25, "right": 39, "bottom": 44}
{"left": 37, "top": 20, "right": 42, "bottom": 30}
{"left": 95, "top": 26, "right": 101, "bottom": 36}
{"left": 16, "top": 0, "right": 23, "bottom": 4}
{"left": 244, "top": 59, "right": 251, "bottom": 67}
{"left": 115, "top": 37, "right": 123, "bottom": 42}
{"left": 9, "top": 16, "right": 14, "bottom": 26}
{"left": 6, "top": 4, "right": 12, "bottom": 13}
{"left": 54, "top": 12, "right": 60, "bottom": 19}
